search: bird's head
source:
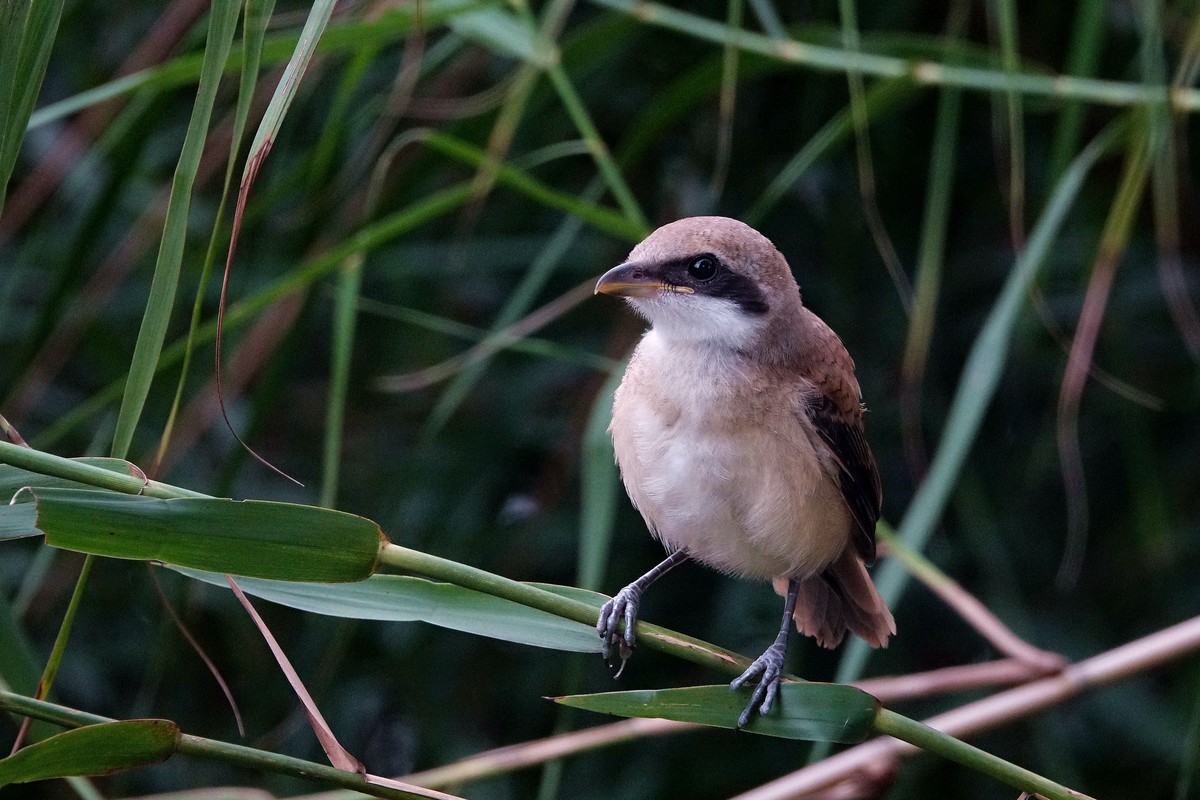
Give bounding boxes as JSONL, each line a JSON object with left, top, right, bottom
{"left": 595, "top": 216, "right": 802, "bottom": 349}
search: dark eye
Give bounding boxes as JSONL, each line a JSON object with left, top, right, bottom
{"left": 687, "top": 256, "right": 718, "bottom": 281}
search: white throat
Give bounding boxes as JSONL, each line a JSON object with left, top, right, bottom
{"left": 626, "top": 294, "right": 765, "bottom": 350}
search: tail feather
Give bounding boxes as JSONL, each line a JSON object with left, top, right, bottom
{"left": 773, "top": 549, "right": 895, "bottom": 649}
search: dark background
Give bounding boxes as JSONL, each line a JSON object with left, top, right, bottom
{"left": 2, "top": 1, "right": 1199, "bottom": 797}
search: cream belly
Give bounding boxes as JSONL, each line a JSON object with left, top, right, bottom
{"left": 611, "top": 331, "right": 851, "bottom": 581}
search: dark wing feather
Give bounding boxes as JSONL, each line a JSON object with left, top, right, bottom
{"left": 805, "top": 393, "right": 882, "bottom": 564}
{"left": 794, "top": 308, "right": 882, "bottom": 565}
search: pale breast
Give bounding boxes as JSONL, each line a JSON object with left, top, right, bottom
{"left": 610, "top": 331, "right": 853, "bottom": 581}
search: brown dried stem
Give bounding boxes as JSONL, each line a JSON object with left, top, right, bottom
{"left": 733, "top": 614, "right": 1200, "bottom": 800}
{"left": 879, "top": 528, "right": 1066, "bottom": 673}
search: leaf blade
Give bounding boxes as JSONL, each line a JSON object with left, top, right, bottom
{"left": 110, "top": 0, "right": 240, "bottom": 459}
{"left": 554, "top": 683, "right": 880, "bottom": 742}
{"left": 0, "top": 720, "right": 179, "bottom": 785}
{"left": 177, "top": 569, "right": 602, "bottom": 653}
{"left": 31, "top": 489, "right": 383, "bottom": 582}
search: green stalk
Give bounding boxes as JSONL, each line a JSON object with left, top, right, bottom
{"left": 873, "top": 710, "right": 1092, "bottom": 800}
{"left": 899, "top": 0, "right": 967, "bottom": 472}
{"left": 743, "top": 76, "right": 916, "bottom": 225}
{"left": 7, "top": 556, "right": 94, "bottom": 753}
{"left": 35, "top": 184, "right": 477, "bottom": 449}
{"left": 461, "top": 0, "right": 574, "bottom": 215}
{"left": 836, "top": 0, "right": 911, "bottom": 310}
{"left": 708, "top": 0, "right": 742, "bottom": 199}
{"left": 833, "top": 118, "right": 1128, "bottom": 686}
{"left": 422, "top": 177, "right": 609, "bottom": 437}
{"left": 576, "top": 367, "right": 625, "bottom": 592}
{"left": 424, "top": 132, "right": 644, "bottom": 241}
{"left": 356, "top": 297, "right": 614, "bottom": 373}
{"left": 1054, "top": 118, "right": 1152, "bottom": 588}
{"left": 989, "top": 0, "right": 1025, "bottom": 245}
{"left": 538, "top": 65, "right": 648, "bottom": 231}
{"left": 1048, "top": 0, "right": 1107, "bottom": 182}
{"left": 585, "top": 0, "right": 1200, "bottom": 110}
{"left": 378, "top": 543, "right": 756, "bottom": 676}
{"left": 0, "top": 440, "right": 205, "bottom": 499}
{"left": 320, "top": 253, "right": 363, "bottom": 508}
{"left": 0, "top": 692, "right": 449, "bottom": 800}
{"left": 509, "top": 0, "right": 648, "bottom": 231}
{"left": 25, "top": 0, "right": 486, "bottom": 132}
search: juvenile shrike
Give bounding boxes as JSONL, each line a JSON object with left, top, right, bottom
{"left": 594, "top": 216, "right": 894, "bottom": 727}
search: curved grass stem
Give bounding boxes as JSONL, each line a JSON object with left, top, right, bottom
{"left": 872, "top": 709, "right": 1093, "bottom": 800}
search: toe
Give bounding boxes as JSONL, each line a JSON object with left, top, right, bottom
{"left": 596, "top": 602, "right": 612, "bottom": 637}
{"left": 758, "top": 677, "right": 780, "bottom": 716}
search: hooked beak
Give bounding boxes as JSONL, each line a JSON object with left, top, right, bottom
{"left": 594, "top": 262, "right": 694, "bottom": 298}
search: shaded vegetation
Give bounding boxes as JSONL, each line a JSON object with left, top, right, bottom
{"left": 2, "top": 0, "right": 1200, "bottom": 797}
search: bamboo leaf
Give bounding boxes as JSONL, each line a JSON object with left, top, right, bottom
{"left": 241, "top": 0, "right": 334, "bottom": 174}
{"left": 554, "top": 683, "right": 880, "bottom": 742}
{"left": 0, "top": 720, "right": 179, "bottom": 785}
{"left": 0, "top": 0, "right": 65, "bottom": 213}
{"left": 110, "top": 0, "right": 241, "bottom": 460}
{"left": 0, "top": 503, "right": 36, "bottom": 541}
{"left": 176, "top": 569, "right": 603, "bottom": 653}
{"left": 0, "top": 458, "right": 146, "bottom": 541}
{"left": 155, "top": 0, "right": 277, "bottom": 472}
{"left": 29, "top": 489, "right": 384, "bottom": 582}
{"left": 0, "top": 693, "right": 449, "bottom": 799}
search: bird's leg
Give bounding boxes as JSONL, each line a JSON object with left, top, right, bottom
{"left": 598, "top": 549, "right": 688, "bottom": 675}
{"left": 730, "top": 577, "right": 800, "bottom": 728}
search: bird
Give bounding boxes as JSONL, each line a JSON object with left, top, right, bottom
{"left": 593, "top": 216, "right": 895, "bottom": 728}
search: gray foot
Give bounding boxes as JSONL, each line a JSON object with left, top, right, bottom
{"left": 730, "top": 639, "right": 787, "bottom": 728}
{"left": 597, "top": 583, "right": 643, "bottom": 675}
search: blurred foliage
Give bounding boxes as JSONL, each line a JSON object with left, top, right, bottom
{"left": 2, "top": 0, "right": 1200, "bottom": 798}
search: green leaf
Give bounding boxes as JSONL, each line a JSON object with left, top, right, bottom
{"left": 0, "top": 0, "right": 65, "bottom": 214}
{"left": 30, "top": 489, "right": 383, "bottom": 582}
{"left": 176, "top": 569, "right": 603, "bottom": 653}
{"left": 0, "top": 592, "right": 40, "bottom": 697}
{"left": 240, "top": 0, "right": 334, "bottom": 176}
{"left": 554, "top": 683, "right": 880, "bottom": 742}
{"left": 110, "top": 0, "right": 240, "bottom": 460}
{"left": 0, "top": 458, "right": 144, "bottom": 541}
{"left": 448, "top": 8, "right": 548, "bottom": 64}
{"left": 576, "top": 367, "right": 624, "bottom": 590}
{"left": 0, "top": 720, "right": 179, "bottom": 785}
{"left": 0, "top": 503, "right": 36, "bottom": 541}
{"left": 0, "top": 457, "right": 141, "bottom": 498}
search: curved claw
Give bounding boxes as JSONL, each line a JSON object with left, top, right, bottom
{"left": 731, "top": 641, "right": 787, "bottom": 728}
{"left": 597, "top": 584, "right": 643, "bottom": 672}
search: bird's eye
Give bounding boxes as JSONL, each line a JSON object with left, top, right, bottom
{"left": 688, "top": 256, "right": 719, "bottom": 282}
